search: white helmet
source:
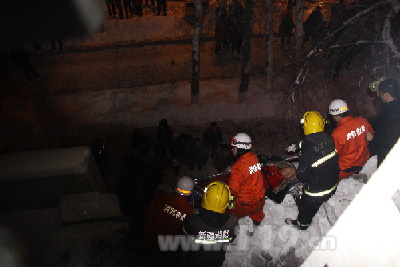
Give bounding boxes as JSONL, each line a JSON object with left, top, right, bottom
{"left": 176, "top": 176, "right": 194, "bottom": 196}
{"left": 231, "top": 133, "right": 252, "bottom": 149}
{"left": 329, "top": 99, "right": 349, "bottom": 115}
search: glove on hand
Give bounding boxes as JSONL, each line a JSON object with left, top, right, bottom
{"left": 286, "top": 143, "right": 297, "bottom": 153}
{"left": 228, "top": 194, "right": 235, "bottom": 209}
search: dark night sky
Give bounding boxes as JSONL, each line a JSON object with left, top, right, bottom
{"left": 0, "top": 1, "right": 103, "bottom": 45}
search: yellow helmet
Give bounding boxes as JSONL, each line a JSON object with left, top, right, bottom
{"left": 201, "top": 181, "right": 231, "bottom": 214}
{"left": 301, "top": 111, "right": 325, "bottom": 135}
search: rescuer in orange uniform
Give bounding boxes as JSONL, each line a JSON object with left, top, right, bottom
{"left": 329, "top": 99, "right": 374, "bottom": 181}
{"left": 144, "top": 176, "right": 194, "bottom": 249}
{"left": 228, "top": 133, "right": 265, "bottom": 226}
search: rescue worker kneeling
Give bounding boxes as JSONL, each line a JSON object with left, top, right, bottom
{"left": 228, "top": 133, "right": 265, "bottom": 226}
{"left": 143, "top": 176, "right": 194, "bottom": 265}
{"left": 182, "top": 181, "right": 238, "bottom": 267}
{"left": 286, "top": 111, "right": 339, "bottom": 230}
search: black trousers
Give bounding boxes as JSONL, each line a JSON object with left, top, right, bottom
{"left": 157, "top": 0, "right": 167, "bottom": 15}
{"left": 295, "top": 191, "right": 335, "bottom": 228}
{"left": 105, "top": 0, "right": 116, "bottom": 16}
{"left": 134, "top": 4, "right": 142, "bottom": 16}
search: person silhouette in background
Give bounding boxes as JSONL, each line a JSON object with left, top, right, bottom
{"left": 203, "top": 121, "right": 222, "bottom": 159}
{"left": 132, "top": 0, "right": 143, "bottom": 17}
{"left": 369, "top": 79, "right": 400, "bottom": 167}
{"left": 279, "top": 9, "right": 294, "bottom": 51}
{"left": 123, "top": 0, "right": 133, "bottom": 18}
{"left": 303, "top": 6, "right": 324, "bottom": 46}
{"left": 51, "top": 38, "right": 63, "bottom": 53}
{"left": 157, "top": 0, "right": 167, "bottom": 16}
{"left": 105, "top": 0, "right": 117, "bottom": 18}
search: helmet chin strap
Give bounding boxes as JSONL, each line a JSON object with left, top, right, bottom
{"left": 235, "top": 148, "right": 250, "bottom": 159}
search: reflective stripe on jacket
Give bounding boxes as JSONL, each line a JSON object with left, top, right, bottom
{"left": 297, "top": 132, "right": 340, "bottom": 193}
{"left": 304, "top": 183, "right": 338, "bottom": 197}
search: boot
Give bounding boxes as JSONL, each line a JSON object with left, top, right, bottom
{"left": 253, "top": 220, "right": 261, "bottom": 226}
{"left": 285, "top": 218, "right": 308, "bottom": 230}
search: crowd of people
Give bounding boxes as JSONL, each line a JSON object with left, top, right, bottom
{"left": 277, "top": 0, "right": 400, "bottom": 56}
{"left": 214, "top": 0, "right": 245, "bottom": 55}
{"left": 278, "top": 1, "right": 343, "bottom": 50}
{"left": 211, "top": 0, "right": 392, "bottom": 63}
{"left": 109, "top": 77, "right": 400, "bottom": 266}
{"left": 278, "top": 3, "right": 324, "bottom": 51}
{"left": 104, "top": 0, "right": 167, "bottom": 18}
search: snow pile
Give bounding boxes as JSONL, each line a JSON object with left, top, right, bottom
{"left": 20, "top": 78, "right": 279, "bottom": 132}
{"left": 59, "top": 192, "right": 121, "bottom": 223}
{"left": 66, "top": 16, "right": 194, "bottom": 48}
{"left": 36, "top": 219, "right": 129, "bottom": 266}
{"left": 224, "top": 178, "right": 366, "bottom": 266}
{"left": 0, "top": 146, "right": 91, "bottom": 182}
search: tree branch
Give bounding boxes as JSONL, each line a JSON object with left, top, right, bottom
{"left": 291, "top": 1, "right": 388, "bottom": 90}
{"left": 327, "top": 40, "right": 386, "bottom": 50}
{"left": 307, "top": 1, "right": 387, "bottom": 59}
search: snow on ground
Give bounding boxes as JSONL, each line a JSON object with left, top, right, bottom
{"left": 37, "top": 219, "right": 129, "bottom": 266}
{"left": 66, "top": 16, "right": 194, "bottom": 48}
{"left": 84, "top": 77, "right": 280, "bottom": 128}
{"left": 222, "top": 157, "right": 378, "bottom": 266}
{"left": 0, "top": 206, "right": 130, "bottom": 266}
{"left": 224, "top": 177, "right": 369, "bottom": 266}
{"left": 0, "top": 146, "right": 91, "bottom": 181}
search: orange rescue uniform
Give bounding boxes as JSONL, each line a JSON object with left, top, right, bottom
{"left": 229, "top": 151, "right": 265, "bottom": 222}
{"left": 331, "top": 116, "right": 374, "bottom": 181}
{"left": 144, "top": 191, "right": 194, "bottom": 248}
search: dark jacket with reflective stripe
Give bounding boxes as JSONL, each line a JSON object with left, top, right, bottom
{"left": 297, "top": 131, "right": 339, "bottom": 194}
{"left": 183, "top": 208, "right": 238, "bottom": 267}
{"left": 369, "top": 99, "right": 400, "bottom": 165}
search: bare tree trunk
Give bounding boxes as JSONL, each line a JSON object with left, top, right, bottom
{"left": 295, "top": 0, "right": 304, "bottom": 58}
{"left": 191, "top": 0, "right": 203, "bottom": 104}
{"left": 239, "top": 0, "right": 254, "bottom": 96}
{"left": 264, "top": 0, "right": 273, "bottom": 92}
{"left": 382, "top": 5, "right": 400, "bottom": 56}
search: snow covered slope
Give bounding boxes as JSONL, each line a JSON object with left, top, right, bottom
{"left": 223, "top": 177, "right": 365, "bottom": 266}
{"left": 303, "top": 142, "right": 400, "bottom": 266}
{"left": 223, "top": 156, "right": 378, "bottom": 266}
